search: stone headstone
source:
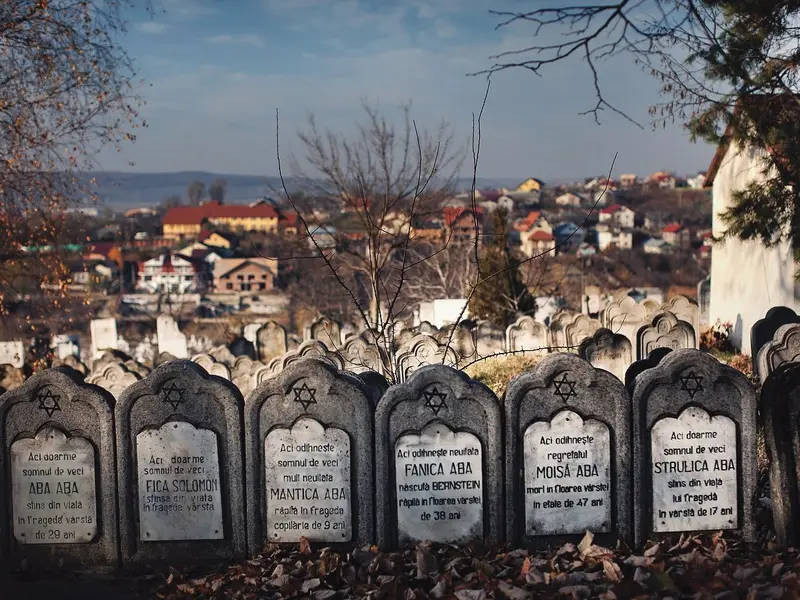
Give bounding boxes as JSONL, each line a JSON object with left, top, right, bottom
{"left": 635, "top": 311, "right": 696, "bottom": 360}
{"left": 209, "top": 345, "right": 236, "bottom": 367}
{"left": 549, "top": 311, "right": 579, "bottom": 350}
{"left": 475, "top": 321, "right": 505, "bottom": 357}
{"left": 229, "top": 337, "right": 256, "bottom": 360}
{"left": 156, "top": 315, "right": 188, "bottom": 359}
{"left": 624, "top": 348, "right": 673, "bottom": 394}
{"left": 243, "top": 323, "right": 263, "bottom": 346}
{"left": 53, "top": 354, "right": 88, "bottom": 377}
{"left": 751, "top": 307, "right": 800, "bottom": 382}
{"left": 255, "top": 340, "right": 345, "bottom": 384}
{"left": 375, "top": 365, "right": 503, "bottom": 547}
{"left": 760, "top": 362, "right": 800, "bottom": 546}
{"left": 116, "top": 361, "right": 245, "bottom": 565}
{"left": 0, "top": 365, "right": 27, "bottom": 393}
{"left": 506, "top": 316, "right": 549, "bottom": 356}
{"left": 53, "top": 334, "right": 80, "bottom": 360}
{"left": 578, "top": 328, "right": 633, "bottom": 381}
{"left": 90, "top": 318, "right": 118, "bottom": 360}
{"left": 190, "top": 354, "right": 231, "bottom": 380}
{"left": 86, "top": 362, "right": 141, "bottom": 399}
{"left": 394, "top": 335, "right": 460, "bottom": 383}
{"left": 0, "top": 341, "right": 25, "bottom": 368}
{"left": 256, "top": 322, "right": 288, "bottom": 363}
{"left": 564, "top": 315, "right": 602, "bottom": 351}
{"left": 245, "top": 359, "right": 374, "bottom": 551}
{"left": 602, "top": 296, "right": 648, "bottom": 344}
{"left": 416, "top": 321, "right": 438, "bottom": 336}
{"left": 306, "top": 317, "right": 342, "bottom": 348}
{"left": 0, "top": 368, "right": 117, "bottom": 568}
{"left": 631, "top": 349, "right": 757, "bottom": 547}
{"left": 697, "top": 277, "right": 711, "bottom": 328}
{"left": 660, "top": 296, "right": 700, "bottom": 344}
{"left": 756, "top": 323, "right": 800, "bottom": 384}
{"left": 504, "top": 353, "right": 631, "bottom": 546}
{"left": 339, "top": 335, "right": 387, "bottom": 375}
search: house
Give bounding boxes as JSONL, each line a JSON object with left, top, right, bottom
{"left": 584, "top": 177, "right": 619, "bottom": 192}
{"left": 515, "top": 211, "right": 555, "bottom": 257}
{"left": 648, "top": 171, "right": 677, "bottom": 189}
{"left": 620, "top": 174, "right": 637, "bottom": 188}
{"left": 516, "top": 178, "right": 546, "bottom": 193}
{"left": 443, "top": 207, "right": 483, "bottom": 244}
{"left": 662, "top": 223, "right": 691, "bottom": 248}
{"left": 137, "top": 252, "right": 209, "bottom": 294}
{"left": 212, "top": 257, "right": 278, "bottom": 293}
{"left": 69, "top": 260, "right": 119, "bottom": 290}
{"left": 643, "top": 238, "right": 672, "bottom": 254}
{"left": 704, "top": 94, "right": 800, "bottom": 352}
{"left": 202, "top": 230, "right": 239, "bottom": 250}
{"left": 555, "top": 192, "right": 582, "bottom": 207}
{"left": 576, "top": 242, "right": 597, "bottom": 257}
{"left": 598, "top": 204, "right": 635, "bottom": 228}
{"left": 686, "top": 173, "right": 707, "bottom": 189}
{"left": 596, "top": 225, "right": 633, "bottom": 251}
{"left": 553, "top": 221, "right": 585, "bottom": 250}
{"left": 279, "top": 212, "right": 299, "bottom": 236}
{"left": 307, "top": 225, "right": 337, "bottom": 251}
{"left": 162, "top": 201, "right": 279, "bottom": 239}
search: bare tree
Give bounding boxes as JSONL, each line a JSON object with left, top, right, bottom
{"left": 402, "top": 241, "right": 477, "bottom": 305}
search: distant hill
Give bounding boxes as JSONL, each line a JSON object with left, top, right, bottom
{"left": 84, "top": 171, "right": 529, "bottom": 210}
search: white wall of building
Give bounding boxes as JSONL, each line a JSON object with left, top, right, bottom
{"left": 709, "top": 142, "right": 800, "bottom": 354}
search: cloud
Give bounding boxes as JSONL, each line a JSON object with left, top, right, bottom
{"left": 435, "top": 21, "right": 458, "bottom": 39}
{"left": 136, "top": 21, "right": 170, "bottom": 34}
{"left": 161, "top": 0, "right": 217, "bottom": 18}
{"left": 204, "top": 34, "right": 266, "bottom": 49}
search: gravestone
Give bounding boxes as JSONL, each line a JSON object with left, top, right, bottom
{"left": 697, "top": 277, "right": 711, "bottom": 328}
{"left": 506, "top": 316, "right": 549, "bottom": 356}
{"left": 635, "top": 311, "right": 696, "bottom": 360}
{"left": 751, "top": 307, "right": 800, "bottom": 382}
{"left": 0, "top": 365, "right": 26, "bottom": 394}
{"left": 257, "top": 322, "right": 288, "bottom": 364}
{"left": 209, "top": 345, "right": 236, "bottom": 367}
{"left": 632, "top": 349, "right": 757, "bottom": 547}
{"left": 549, "top": 311, "right": 579, "bottom": 350}
{"left": 243, "top": 323, "right": 263, "bottom": 346}
{"left": 564, "top": 315, "right": 602, "bottom": 351}
{"left": 760, "top": 362, "right": 800, "bottom": 546}
{"left": 395, "top": 335, "right": 460, "bottom": 383}
{"left": 86, "top": 362, "right": 141, "bottom": 399}
{"left": 191, "top": 354, "right": 231, "bottom": 380}
{"left": 504, "top": 353, "right": 631, "bottom": 546}
{"left": 156, "top": 315, "right": 188, "bottom": 359}
{"left": 306, "top": 317, "right": 342, "bottom": 348}
{"left": 245, "top": 359, "right": 374, "bottom": 551}
{"left": 339, "top": 335, "right": 387, "bottom": 375}
{"left": 53, "top": 334, "right": 80, "bottom": 360}
{"left": 375, "top": 365, "right": 503, "bottom": 547}
{"left": 0, "top": 368, "right": 117, "bottom": 568}
{"left": 660, "top": 296, "right": 700, "bottom": 345}
{"left": 756, "top": 323, "right": 800, "bottom": 384}
{"left": 255, "top": 340, "right": 345, "bottom": 383}
{"left": 475, "top": 321, "right": 505, "bottom": 357}
{"left": 90, "top": 318, "right": 118, "bottom": 360}
{"left": 229, "top": 337, "right": 256, "bottom": 360}
{"left": 578, "top": 328, "right": 633, "bottom": 381}
{"left": 624, "top": 348, "right": 673, "bottom": 395}
{"left": 0, "top": 341, "right": 25, "bottom": 368}
{"left": 116, "top": 361, "right": 245, "bottom": 565}
{"left": 602, "top": 296, "right": 648, "bottom": 345}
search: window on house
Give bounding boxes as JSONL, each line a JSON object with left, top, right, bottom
{"left": 242, "top": 283, "right": 251, "bottom": 291}
{"left": 226, "top": 283, "right": 233, "bottom": 290}
{"left": 258, "top": 283, "right": 265, "bottom": 291}
{"left": 237, "top": 274, "right": 244, "bottom": 280}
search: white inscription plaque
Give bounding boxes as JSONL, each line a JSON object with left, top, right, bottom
{"left": 524, "top": 410, "right": 611, "bottom": 535}
{"left": 264, "top": 418, "right": 352, "bottom": 542}
{"left": 136, "top": 421, "right": 224, "bottom": 541}
{"left": 11, "top": 427, "right": 97, "bottom": 544}
{"left": 395, "top": 423, "right": 483, "bottom": 544}
{"left": 651, "top": 406, "right": 738, "bottom": 532}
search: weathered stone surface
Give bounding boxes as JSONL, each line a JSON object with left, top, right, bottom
{"left": 506, "top": 316, "right": 549, "bottom": 356}
{"left": 602, "top": 296, "right": 648, "bottom": 344}
{"left": 306, "top": 317, "right": 342, "bottom": 348}
{"left": 245, "top": 359, "right": 374, "bottom": 551}
{"left": 760, "top": 362, "right": 800, "bottom": 547}
{"left": 635, "top": 311, "right": 696, "bottom": 360}
{"left": 375, "top": 365, "right": 503, "bottom": 547}
{"left": 90, "top": 318, "right": 118, "bottom": 360}
{"left": 0, "top": 368, "right": 117, "bottom": 569}
{"left": 751, "top": 307, "right": 800, "bottom": 382}
{"left": 564, "top": 315, "right": 602, "bottom": 351}
{"left": 209, "top": 345, "right": 236, "bottom": 367}
{"left": 549, "top": 311, "right": 580, "bottom": 350}
{"left": 475, "top": 321, "right": 505, "bottom": 357}
{"left": 756, "top": 323, "right": 800, "bottom": 385}
{"left": 659, "top": 295, "right": 700, "bottom": 344}
{"left": 339, "top": 335, "right": 387, "bottom": 375}
{"left": 254, "top": 340, "right": 345, "bottom": 383}
{"left": 86, "top": 362, "right": 141, "bottom": 399}
{"left": 0, "top": 341, "right": 25, "bottom": 368}
{"left": 256, "top": 322, "right": 288, "bottom": 364}
{"left": 116, "top": 361, "right": 245, "bottom": 565}
{"left": 504, "top": 353, "right": 631, "bottom": 547}
{"left": 624, "top": 347, "right": 673, "bottom": 394}
{"left": 632, "top": 349, "right": 757, "bottom": 547}
{"left": 156, "top": 315, "right": 188, "bottom": 359}
{"left": 394, "top": 335, "right": 460, "bottom": 383}
{"left": 191, "top": 354, "right": 231, "bottom": 380}
{"left": 0, "top": 365, "right": 26, "bottom": 393}
{"left": 578, "top": 328, "right": 633, "bottom": 381}
{"left": 52, "top": 354, "right": 88, "bottom": 377}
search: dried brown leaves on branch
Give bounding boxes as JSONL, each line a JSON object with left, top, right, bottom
{"left": 0, "top": 1, "right": 145, "bottom": 321}
{"left": 153, "top": 531, "right": 800, "bottom": 599}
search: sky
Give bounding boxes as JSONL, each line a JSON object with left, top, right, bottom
{"left": 103, "top": 0, "right": 718, "bottom": 181}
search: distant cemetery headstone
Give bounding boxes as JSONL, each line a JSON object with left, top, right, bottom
{"left": 0, "top": 341, "right": 25, "bottom": 368}
{"left": 339, "top": 335, "right": 387, "bottom": 375}
{"left": 53, "top": 334, "right": 81, "bottom": 360}
{"left": 578, "top": 328, "right": 633, "bottom": 381}
{"left": 760, "top": 362, "right": 800, "bottom": 547}
{"left": 229, "top": 337, "right": 256, "bottom": 359}
{"left": 660, "top": 296, "right": 700, "bottom": 344}
{"left": 156, "top": 315, "right": 188, "bottom": 359}
{"left": 243, "top": 323, "right": 263, "bottom": 346}
{"left": 86, "top": 362, "right": 141, "bottom": 399}
{"left": 632, "top": 349, "right": 757, "bottom": 547}
{"left": 635, "top": 311, "right": 696, "bottom": 360}
{"left": 90, "top": 318, "right": 118, "bottom": 360}
{"left": 624, "top": 348, "right": 673, "bottom": 394}
{"left": 506, "top": 316, "right": 549, "bottom": 356}
{"left": 306, "top": 317, "right": 342, "bottom": 348}
{"left": 602, "top": 296, "right": 648, "bottom": 344}
{"left": 475, "top": 321, "right": 505, "bottom": 357}
{"left": 245, "top": 359, "right": 374, "bottom": 551}
{"left": 0, "top": 368, "right": 118, "bottom": 568}
{"left": 756, "top": 323, "right": 800, "bottom": 384}
{"left": 504, "top": 353, "right": 631, "bottom": 546}
{"left": 257, "top": 322, "right": 288, "bottom": 363}
{"left": 564, "top": 314, "right": 602, "bottom": 351}
{"left": 394, "top": 335, "right": 460, "bottom": 382}
{"left": 697, "top": 277, "right": 711, "bottom": 328}
{"left": 191, "top": 354, "right": 231, "bottom": 380}
{"left": 0, "top": 365, "right": 26, "bottom": 393}
{"left": 375, "top": 365, "right": 503, "bottom": 547}
{"left": 752, "top": 307, "right": 800, "bottom": 382}
{"left": 116, "top": 361, "right": 246, "bottom": 565}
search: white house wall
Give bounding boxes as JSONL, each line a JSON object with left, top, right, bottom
{"left": 709, "top": 141, "right": 800, "bottom": 354}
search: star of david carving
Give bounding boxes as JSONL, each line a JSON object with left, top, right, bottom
{"left": 162, "top": 382, "right": 186, "bottom": 410}
{"left": 552, "top": 373, "right": 578, "bottom": 402}
{"left": 679, "top": 371, "right": 704, "bottom": 399}
{"left": 37, "top": 389, "right": 61, "bottom": 417}
{"left": 423, "top": 387, "right": 448, "bottom": 415}
{"left": 292, "top": 382, "right": 318, "bottom": 411}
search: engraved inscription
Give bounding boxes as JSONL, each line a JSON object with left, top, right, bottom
{"left": 395, "top": 423, "right": 483, "bottom": 544}
{"left": 11, "top": 427, "right": 97, "bottom": 544}
{"left": 524, "top": 410, "right": 611, "bottom": 536}
{"left": 264, "top": 418, "right": 352, "bottom": 542}
{"left": 651, "top": 406, "right": 738, "bottom": 532}
{"left": 136, "top": 422, "right": 224, "bottom": 541}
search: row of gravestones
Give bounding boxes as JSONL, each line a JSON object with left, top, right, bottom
{"left": 0, "top": 348, "right": 760, "bottom": 571}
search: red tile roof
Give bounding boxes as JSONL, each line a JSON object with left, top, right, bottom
{"left": 515, "top": 211, "right": 542, "bottom": 232}
{"left": 599, "top": 203, "right": 626, "bottom": 214}
{"left": 528, "top": 230, "right": 554, "bottom": 241}
{"left": 162, "top": 201, "right": 278, "bottom": 226}
{"left": 443, "top": 207, "right": 483, "bottom": 226}
{"left": 663, "top": 223, "right": 683, "bottom": 233}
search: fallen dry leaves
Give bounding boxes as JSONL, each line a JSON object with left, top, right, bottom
{"left": 152, "top": 531, "right": 800, "bottom": 599}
